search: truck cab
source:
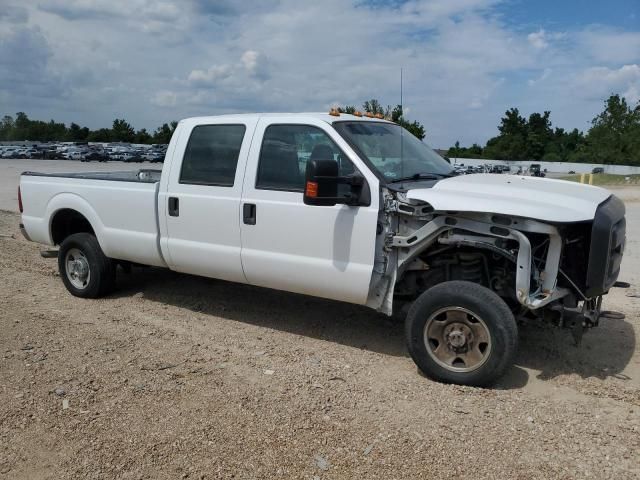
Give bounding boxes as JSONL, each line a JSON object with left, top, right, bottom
{"left": 19, "top": 112, "right": 627, "bottom": 387}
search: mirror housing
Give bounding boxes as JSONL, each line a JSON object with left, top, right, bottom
{"left": 303, "top": 159, "right": 339, "bottom": 206}
{"left": 303, "top": 159, "right": 369, "bottom": 207}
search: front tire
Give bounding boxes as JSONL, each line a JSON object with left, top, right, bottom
{"left": 405, "top": 281, "right": 517, "bottom": 387}
{"left": 58, "top": 233, "right": 115, "bottom": 298}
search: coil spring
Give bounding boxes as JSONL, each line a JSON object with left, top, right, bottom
{"left": 458, "top": 253, "right": 484, "bottom": 284}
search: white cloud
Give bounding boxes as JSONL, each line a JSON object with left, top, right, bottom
{"left": 578, "top": 28, "right": 640, "bottom": 64}
{"left": 188, "top": 65, "right": 233, "bottom": 86}
{"left": 241, "top": 50, "right": 269, "bottom": 79}
{"left": 528, "top": 29, "right": 549, "bottom": 49}
{"left": 576, "top": 64, "right": 640, "bottom": 104}
{"left": 1, "top": 0, "right": 638, "bottom": 147}
{"left": 151, "top": 90, "right": 178, "bottom": 107}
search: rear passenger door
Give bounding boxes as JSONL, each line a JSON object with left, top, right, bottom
{"left": 239, "top": 117, "right": 379, "bottom": 305}
{"left": 162, "top": 118, "right": 257, "bottom": 283}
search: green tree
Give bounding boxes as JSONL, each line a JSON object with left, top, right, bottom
{"left": 67, "top": 122, "right": 89, "bottom": 141}
{"left": 582, "top": 94, "right": 640, "bottom": 164}
{"left": 0, "top": 115, "right": 14, "bottom": 140}
{"left": 387, "top": 104, "right": 426, "bottom": 140}
{"left": 152, "top": 122, "right": 177, "bottom": 144}
{"left": 338, "top": 105, "right": 356, "bottom": 114}
{"left": 134, "top": 128, "right": 152, "bottom": 144}
{"left": 362, "top": 99, "right": 385, "bottom": 115}
{"left": 111, "top": 118, "right": 135, "bottom": 142}
{"left": 87, "top": 128, "right": 112, "bottom": 142}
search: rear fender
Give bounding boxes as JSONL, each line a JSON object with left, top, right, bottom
{"left": 45, "top": 193, "right": 107, "bottom": 251}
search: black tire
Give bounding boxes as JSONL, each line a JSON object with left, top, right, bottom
{"left": 405, "top": 280, "right": 517, "bottom": 387}
{"left": 58, "top": 233, "right": 116, "bottom": 298}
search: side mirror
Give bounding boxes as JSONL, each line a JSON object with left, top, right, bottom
{"left": 304, "top": 159, "right": 340, "bottom": 206}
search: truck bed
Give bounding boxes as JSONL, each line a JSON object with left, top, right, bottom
{"left": 21, "top": 169, "right": 162, "bottom": 183}
{"left": 20, "top": 170, "right": 166, "bottom": 268}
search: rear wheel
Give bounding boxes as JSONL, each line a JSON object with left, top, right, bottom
{"left": 58, "top": 233, "right": 115, "bottom": 298}
{"left": 405, "top": 281, "right": 517, "bottom": 387}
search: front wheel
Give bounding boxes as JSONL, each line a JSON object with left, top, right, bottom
{"left": 58, "top": 233, "right": 115, "bottom": 298}
{"left": 405, "top": 281, "right": 518, "bottom": 387}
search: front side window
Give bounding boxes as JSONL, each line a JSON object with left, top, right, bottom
{"left": 334, "top": 121, "right": 453, "bottom": 182}
{"left": 256, "top": 124, "right": 355, "bottom": 191}
{"left": 180, "top": 124, "right": 246, "bottom": 186}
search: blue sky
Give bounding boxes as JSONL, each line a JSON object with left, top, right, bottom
{"left": 1, "top": 0, "right": 638, "bottom": 147}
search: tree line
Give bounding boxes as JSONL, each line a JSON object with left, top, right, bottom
{"left": 0, "top": 99, "right": 424, "bottom": 146}
{"left": 0, "top": 113, "right": 178, "bottom": 144}
{"left": 3, "top": 94, "right": 638, "bottom": 164}
{"left": 448, "top": 94, "right": 640, "bottom": 165}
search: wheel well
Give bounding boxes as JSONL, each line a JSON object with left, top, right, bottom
{"left": 51, "top": 209, "right": 95, "bottom": 245}
{"left": 395, "top": 246, "right": 517, "bottom": 306}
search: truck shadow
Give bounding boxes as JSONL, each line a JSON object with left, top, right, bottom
{"left": 112, "top": 267, "right": 636, "bottom": 388}
{"left": 513, "top": 319, "right": 636, "bottom": 382}
{"left": 114, "top": 267, "right": 408, "bottom": 357}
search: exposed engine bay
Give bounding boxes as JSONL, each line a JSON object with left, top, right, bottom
{"left": 367, "top": 188, "right": 627, "bottom": 342}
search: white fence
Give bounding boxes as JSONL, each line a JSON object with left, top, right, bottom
{"left": 449, "top": 158, "right": 640, "bottom": 175}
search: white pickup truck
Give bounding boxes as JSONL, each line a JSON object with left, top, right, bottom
{"left": 19, "top": 112, "right": 627, "bottom": 386}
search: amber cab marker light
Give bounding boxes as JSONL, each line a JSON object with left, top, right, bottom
{"left": 374, "top": 113, "right": 384, "bottom": 119}
{"left": 329, "top": 108, "right": 340, "bottom": 117}
{"left": 364, "top": 112, "right": 374, "bottom": 118}
{"left": 18, "top": 186, "right": 23, "bottom": 213}
{"left": 353, "top": 111, "right": 363, "bottom": 117}
{"left": 305, "top": 181, "right": 318, "bottom": 198}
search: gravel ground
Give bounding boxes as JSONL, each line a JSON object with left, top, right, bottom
{"left": 0, "top": 166, "right": 639, "bottom": 478}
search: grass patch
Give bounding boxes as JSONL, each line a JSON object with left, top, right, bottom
{"left": 560, "top": 173, "right": 640, "bottom": 186}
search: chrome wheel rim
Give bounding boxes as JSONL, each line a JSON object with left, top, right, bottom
{"left": 65, "top": 248, "right": 90, "bottom": 289}
{"left": 423, "top": 306, "right": 492, "bottom": 373}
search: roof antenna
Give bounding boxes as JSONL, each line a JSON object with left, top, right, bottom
{"left": 400, "top": 67, "right": 404, "bottom": 180}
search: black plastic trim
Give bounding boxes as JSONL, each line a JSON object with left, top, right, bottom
{"left": 21, "top": 170, "right": 162, "bottom": 184}
{"left": 585, "top": 195, "right": 626, "bottom": 297}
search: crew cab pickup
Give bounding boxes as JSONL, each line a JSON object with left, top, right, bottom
{"left": 19, "top": 113, "right": 627, "bottom": 386}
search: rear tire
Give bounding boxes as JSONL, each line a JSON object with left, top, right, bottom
{"left": 58, "top": 233, "right": 115, "bottom": 298}
{"left": 405, "top": 281, "right": 517, "bottom": 387}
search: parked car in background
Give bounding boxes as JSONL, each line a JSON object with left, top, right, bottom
{"left": 82, "top": 150, "right": 108, "bottom": 162}
{"left": 592, "top": 167, "right": 604, "bottom": 174}
{"left": 64, "top": 149, "right": 87, "bottom": 161}
{"left": 144, "top": 151, "right": 165, "bottom": 163}
{"left": 0, "top": 148, "right": 17, "bottom": 158}
{"left": 529, "top": 164, "right": 545, "bottom": 177}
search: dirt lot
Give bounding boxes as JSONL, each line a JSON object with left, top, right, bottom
{"left": 1, "top": 171, "right": 639, "bottom": 478}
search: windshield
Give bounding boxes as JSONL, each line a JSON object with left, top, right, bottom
{"left": 333, "top": 121, "right": 453, "bottom": 182}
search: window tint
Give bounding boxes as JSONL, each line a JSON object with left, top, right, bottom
{"left": 180, "top": 124, "right": 246, "bottom": 186}
{"left": 256, "top": 124, "right": 356, "bottom": 192}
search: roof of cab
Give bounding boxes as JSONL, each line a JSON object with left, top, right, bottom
{"left": 180, "top": 112, "right": 393, "bottom": 124}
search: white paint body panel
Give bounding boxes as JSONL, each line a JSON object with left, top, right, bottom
{"left": 159, "top": 116, "right": 258, "bottom": 283}
{"left": 239, "top": 116, "right": 379, "bottom": 304}
{"left": 20, "top": 175, "right": 165, "bottom": 267}
{"left": 407, "top": 174, "right": 611, "bottom": 222}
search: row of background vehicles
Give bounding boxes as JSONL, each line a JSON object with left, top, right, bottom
{"left": 452, "top": 163, "right": 512, "bottom": 175}
{"left": 451, "top": 162, "right": 547, "bottom": 176}
{"left": 0, "top": 143, "right": 167, "bottom": 162}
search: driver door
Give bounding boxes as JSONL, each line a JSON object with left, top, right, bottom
{"left": 239, "top": 117, "right": 379, "bottom": 304}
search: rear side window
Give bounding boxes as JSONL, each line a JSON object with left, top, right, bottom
{"left": 256, "top": 124, "right": 355, "bottom": 192}
{"left": 180, "top": 124, "right": 246, "bottom": 186}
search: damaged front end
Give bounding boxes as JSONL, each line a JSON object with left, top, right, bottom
{"left": 367, "top": 188, "right": 627, "bottom": 342}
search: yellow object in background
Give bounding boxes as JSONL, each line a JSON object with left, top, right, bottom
{"left": 580, "top": 173, "right": 585, "bottom": 183}
{"left": 589, "top": 173, "right": 593, "bottom": 185}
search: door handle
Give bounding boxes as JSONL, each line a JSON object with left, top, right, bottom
{"left": 243, "top": 203, "right": 256, "bottom": 225}
{"left": 168, "top": 197, "right": 179, "bottom": 216}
